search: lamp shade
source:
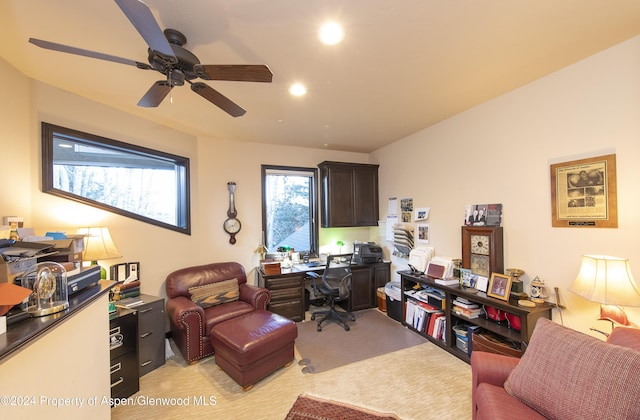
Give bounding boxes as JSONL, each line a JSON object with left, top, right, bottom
{"left": 569, "top": 255, "right": 640, "bottom": 307}
{"left": 77, "top": 227, "right": 121, "bottom": 261}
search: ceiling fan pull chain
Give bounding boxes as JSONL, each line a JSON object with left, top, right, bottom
{"left": 168, "top": 69, "right": 173, "bottom": 104}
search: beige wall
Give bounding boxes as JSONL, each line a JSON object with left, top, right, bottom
{"left": 372, "top": 35, "right": 640, "bottom": 334}
{"left": 0, "top": 57, "right": 376, "bottom": 302}
{"left": 3, "top": 35, "right": 640, "bottom": 337}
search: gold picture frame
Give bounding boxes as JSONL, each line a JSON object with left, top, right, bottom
{"left": 487, "top": 273, "right": 512, "bottom": 301}
{"left": 550, "top": 154, "right": 617, "bottom": 228}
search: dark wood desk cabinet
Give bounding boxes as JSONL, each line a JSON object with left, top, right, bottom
{"left": 258, "top": 262, "right": 390, "bottom": 320}
{"left": 259, "top": 272, "right": 305, "bottom": 322}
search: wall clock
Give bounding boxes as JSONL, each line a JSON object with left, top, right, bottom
{"left": 462, "top": 226, "right": 504, "bottom": 279}
{"left": 224, "top": 182, "right": 241, "bottom": 244}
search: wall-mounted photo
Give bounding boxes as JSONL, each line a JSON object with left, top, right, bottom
{"left": 550, "top": 154, "right": 617, "bottom": 228}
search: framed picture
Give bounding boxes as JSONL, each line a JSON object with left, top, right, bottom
{"left": 416, "top": 223, "right": 429, "bottom": 243}
{"left": 487, "top": 273, "right": 512, "bottom": 301}
{"left": 550, "top": 154, "right": 617, "bottom": 228}
{"left": 414, "top": 207, "right": 430, "bottom": 221}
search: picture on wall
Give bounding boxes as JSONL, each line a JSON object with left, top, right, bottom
{"left": 416, "top": 223, "right": 429, "bottom": 244}
{"left": 464, "top": 203, "right": 502, "bottom": 226}
{"left": 550, "top": 154, "right": 617, "bottom": 228}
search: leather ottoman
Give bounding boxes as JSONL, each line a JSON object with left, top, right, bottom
{"left": 210, "top": 310, "right": 297, "bottom": 390}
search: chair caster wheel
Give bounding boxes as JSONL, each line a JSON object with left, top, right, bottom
{"left": 317, "top": 325, "right": 322, "bottom": 331}
{"left": 351, "top": 315, "right": 356, "bottom": 321}
{"left": 311, "top": 315, "right": 316, "bottom": 320}
{"left": 345, "top": 325, "right": 350, "bottom": 331}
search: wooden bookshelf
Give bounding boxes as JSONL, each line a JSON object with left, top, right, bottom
{"left": 400, "top": 271, "right": 554, "bottom": 363}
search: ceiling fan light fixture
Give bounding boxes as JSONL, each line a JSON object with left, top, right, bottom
{"left": 318, "top": 21, "right": 344, "bottom": 45}
{"left": 289, "top": 83, "right": 307, "bottom": 96}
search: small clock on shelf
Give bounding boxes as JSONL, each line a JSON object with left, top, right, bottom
{"left": 462, "top": 226, "right": 504, "bottom": 279}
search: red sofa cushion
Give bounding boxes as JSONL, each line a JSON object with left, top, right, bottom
{"left": 476, "top": 383, "right": 544, "bottom": 420}
{"left": 504, "top": 318, "right": 640, "bottom": 419}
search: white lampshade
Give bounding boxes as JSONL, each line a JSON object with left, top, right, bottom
{"left": 77, "top": 227, "right": 121, "bottom": 262}
{"left": 569, "top": 255, "right": 640, "bottom": 307}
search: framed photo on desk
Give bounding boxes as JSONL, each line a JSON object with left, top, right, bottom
{"left": 487, "top": 273, "right": 511, "bottom": 301}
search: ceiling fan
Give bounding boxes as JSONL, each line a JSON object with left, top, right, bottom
{"left": 28, "top": 0, "right": 273, "bottom": 117}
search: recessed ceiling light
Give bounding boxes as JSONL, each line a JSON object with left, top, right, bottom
{"left": 289, "top": 83, "right": 307, "bottom": 96}
{"left": 318, "top": 21, "right": 344, "bottom": 45}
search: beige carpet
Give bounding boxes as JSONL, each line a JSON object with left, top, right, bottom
{"left": 111, "top": 310, "right": 472, "bottom": 420}
{"left": 296, "top": 309, "right": 426, "bottom": 373}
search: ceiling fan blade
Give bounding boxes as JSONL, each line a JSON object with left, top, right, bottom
{"left": 29, "top": 38, "right": 151, "bottom": 69}
{"left": 114, "top": 0, "right": 176, "bottom": 62}
{"left": 194, "top": 64, "right": 273, "bottom": 83}
{"left": 138, "top": 81, "right": 172, "bottom": 107}
{"left": 189, "top": 82, "right": 246, "bottom": 117}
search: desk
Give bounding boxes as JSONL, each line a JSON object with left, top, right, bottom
{"left": 257, "top": 261, "right": 390, "bottom": 321}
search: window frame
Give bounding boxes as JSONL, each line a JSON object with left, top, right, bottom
{"left": 261, "top": 164, "right": 319, "bottom": 257}
{"left": 41, "top": 122, "right": 191, "bottom": 235}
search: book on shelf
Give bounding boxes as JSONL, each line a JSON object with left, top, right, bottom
{"left": 453, "top": 305, "right": 482, "bottom": 319}
{"left": 435, "top": 278, "right": 460, "bottom": 286}
{"left": 111, "top": 286, "right": 141, "bottom": 300}
{"left": 113, "top": 279, "right": 141, "bottom": 292}
{"left": 453, "top": 298, "right": 481, "bottom": 310}
{"left": 427, "top": 312, "right": 445, "bottom": 337}
{"left": 114, "top": 296, "right": 144, "bottom": 308}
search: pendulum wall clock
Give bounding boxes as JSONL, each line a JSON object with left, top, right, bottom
{"left": 223, "top": 182, "right": 241, "bottom": 244}
{"left": 461, "top": 226, "right": 504, "bottom": 278}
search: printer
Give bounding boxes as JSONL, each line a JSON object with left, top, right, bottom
{"left": 353, "top": 242, "right": 383, "bottom": 264}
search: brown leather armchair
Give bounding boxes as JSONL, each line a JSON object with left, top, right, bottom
{"left": 165, "top": 262, "right": 271, "bottom": 364}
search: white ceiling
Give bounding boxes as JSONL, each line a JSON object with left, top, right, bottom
{"left": 2, "top": 0, "right": 640, "bottom": 153}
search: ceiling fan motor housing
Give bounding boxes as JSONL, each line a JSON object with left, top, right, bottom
{"left": 147, "top": 29, "right": 200, "bottom": 82}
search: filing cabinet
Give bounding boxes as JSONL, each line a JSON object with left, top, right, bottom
{"left": 259, "top": 273, "right": 305, "bottom": 322}
{"left": 136, "top": 294, "right": 166, "bottom": 376}
{"left": 109, "top": 308, "right": 139, "bottom": 399}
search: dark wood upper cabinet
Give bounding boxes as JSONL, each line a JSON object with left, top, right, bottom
{"left": 318, "top": 161, "right": 379, "bottom": 227}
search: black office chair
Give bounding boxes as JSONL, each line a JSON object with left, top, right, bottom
{"left": 308, "top": 253, "right": 355, "bottom": 331}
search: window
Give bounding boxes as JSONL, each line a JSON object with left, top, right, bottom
{"left": 42, "top": 122, "right": 191, "bottom": 234}
{"left": 261, "top": 165, "right": 318, "bottom": 256}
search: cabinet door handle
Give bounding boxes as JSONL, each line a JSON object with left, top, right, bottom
{"left": 110, "top": 377, "right": 124, "bottom": 388}
{"left": 140, "top": 331, "right": 153, "bottom": 339}
{"left": 141, "top": 360, "right": 152, "bottom": 367}
{"left": 110, "top": 362, "right": 122, "bottom": 374}
{"left": 140, "top": 307, "right": 153, "bottom": 314}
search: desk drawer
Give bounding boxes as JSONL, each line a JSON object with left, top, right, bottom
{"left": 268, "top": 299, "right": 304, "bottom": 322}
{"left": 109, "top": 311, "right": 137, "bottom": 359}
{"left": 110, "top": 351, "right": 139, "bottom": 399}
{"left": 137, "top": 296, "right": 166, "bottom": 376}
{"left": 265, "top": 276, "right": 303, "bottom": 290}
{"left": 270, "top": 288, "right": 303, "bottom": 302}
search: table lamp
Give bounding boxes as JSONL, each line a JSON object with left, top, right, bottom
{"left": 569, "top": 255, "right": 640, "bottom": 329}
{"left": 77, "top": 227, "right": 122, "bottom": 279}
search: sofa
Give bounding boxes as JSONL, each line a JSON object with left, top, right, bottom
{"left": 471, "top": 318, "right": 640, "bottom": 420}
{"left": 165, "top": 262, "right": 271, "bottom": 364}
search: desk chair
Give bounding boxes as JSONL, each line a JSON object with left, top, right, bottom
{"left": 307, "top": 253, "right": 355, "bottom": 331}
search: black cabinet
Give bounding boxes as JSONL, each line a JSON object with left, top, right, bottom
{"left": 319, "top": 161, "right": 379, "bottom": 227}
{"left": 137, "top": 295, "right": 166, "bottom": 376}
{"left": 109, "top": 309, "right": 139, "bottom": 399}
